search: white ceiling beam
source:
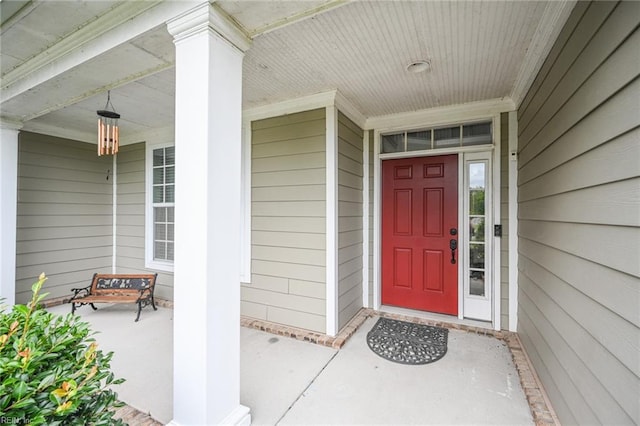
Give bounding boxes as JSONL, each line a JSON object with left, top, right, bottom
{"left": 0, "top": 0, "right": 40, "bottom": 36}
{"left": 21, "top": 62, "right": 175, "bottom": 122}
{"left": 510, "top": 0, "right": 577, "bottom": 108}
{"left": 1, "top": 0, "right": 198, "bottom": 104}
{"left": 246, "top": 0, "right": 349, "bottom": 37}
{"left": 243, "top": 90, "right": 337, "bottom": 122}
{"left": 21, "top": 121, "right": 94, "bottom": 144}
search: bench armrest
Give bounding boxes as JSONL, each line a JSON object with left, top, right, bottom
{"left": 70, "top": 285, "right": 91, "bottom": 300}
{"left": 137, "top": 287, "right": 152, "bottom": 299}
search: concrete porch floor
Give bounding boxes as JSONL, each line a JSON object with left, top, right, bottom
{"left": 48, "top": 303, "right": 534, "bottom": 425}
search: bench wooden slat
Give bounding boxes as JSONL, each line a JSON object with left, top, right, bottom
{"left": 73, "top": 295, "right": 140, "bottom": 303}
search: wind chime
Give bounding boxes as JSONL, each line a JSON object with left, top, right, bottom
{"left": 97, "top": 90, "right": 120, "bottom": 156}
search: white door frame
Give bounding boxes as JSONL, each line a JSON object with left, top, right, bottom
{"left": 372, "top": 113, "right": 502, "bottom": 330}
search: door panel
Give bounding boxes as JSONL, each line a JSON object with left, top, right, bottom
{"left": 423, "top": 250, "right": 444, "bottom": 292}
{"left": 382, "top": 155, "right": 458, "bottom": 315}
{"left": 424, "top": 189, "right": 443, "bottom": 236}
{"left": 394, "top": 190, "right": 412, "bottom": 235}
{"left": 393, "top": 248, "right": 412, "bottom": 288}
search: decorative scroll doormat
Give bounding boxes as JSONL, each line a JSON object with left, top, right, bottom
{"left": 366, "top": 317, "right": 448, "bottom": 365}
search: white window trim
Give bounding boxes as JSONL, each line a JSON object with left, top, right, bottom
{"left": 461, "top": 152, "right": 493, "bottom": 322}
{"left": 145, "top": 140, "right": 175, "bottom": 273}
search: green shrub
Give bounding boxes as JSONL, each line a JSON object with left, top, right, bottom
{"left": 0, "top": 274, "right": 126, "bottom": 425}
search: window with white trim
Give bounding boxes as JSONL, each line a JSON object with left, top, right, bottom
{"left": 146, "top": 144, "right": 175, "bottom": 271}
{"left": 381, "top": 120, "right": 492, "bottom": 153}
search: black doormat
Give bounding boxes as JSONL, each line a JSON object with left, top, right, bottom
{"left": 367, "top": 317, "right": 448, "bottom": 365}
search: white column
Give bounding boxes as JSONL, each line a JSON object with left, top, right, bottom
{"left": 167, "top": 3, "right": 250, "bottom": 425}
{"left": 0, "top": 122, "right": 20, "bottom": 306}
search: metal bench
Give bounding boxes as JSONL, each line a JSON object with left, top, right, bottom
{"left": 70, "top": 273, "right": 158, "bottom": 322}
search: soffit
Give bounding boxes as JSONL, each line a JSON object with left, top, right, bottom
{"left": 0, "top": 1, "right": 570, "bottom": 142}
{"left": 243, "top": 0, "right": 548, "bottom": 116}
{"left": 0, "top": 1, "right": 120, "bottom": 76}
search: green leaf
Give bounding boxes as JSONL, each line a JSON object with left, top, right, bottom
{"left": 49, "top": 392, "right": 61, "bottom": 405}
{"left": 12, "top": 381, "right": 29, "bottom": 399}
{"left": 37, "top": 373, "right": 56, "bottom": 390}
{"left": 11, "top": 397, "right": 36, "bottom": 409}
{"left": 13, "top": 304, "right": 29, "bottom": 315}
{"left": 0, "top": 394, "right": 10, "bottom": 409}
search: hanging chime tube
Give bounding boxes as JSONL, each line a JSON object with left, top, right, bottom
{"left": 97, "top": 114, "right": 119, "bottom": 156}
{"left": 97, "top": 90, "right": 120, "bottom": 156}
{"left": 114, "top": 123, "right": 119, "bottom": 154}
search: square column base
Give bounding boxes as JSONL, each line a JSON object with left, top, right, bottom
{"left": 168, "top": 404, "right": 251, "bottom": 426}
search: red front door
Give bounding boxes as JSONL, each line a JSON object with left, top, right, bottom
{"left": 381, "top": 155, "right": 458, "bottom": 315}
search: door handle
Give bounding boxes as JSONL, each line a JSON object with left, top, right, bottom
{"left": 449, "top": 239, "right": 457, "bottom": 264}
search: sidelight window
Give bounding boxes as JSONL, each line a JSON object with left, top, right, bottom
{"left": 468, "top": 162, "right": 487, "bottom": 297}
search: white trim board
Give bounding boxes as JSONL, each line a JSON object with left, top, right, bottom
{"left": 243, "top": 89, "right": 367, "bottom": 129}
{"left": 508, "top": 111, "right": 519, "bottom": 332}
{"left": 372, "top": 131, "right": 381, "bottom": 310}
{"left": 335, "top": 90, "right": 367, "bottom": 129}
{"left": 112, "top": 154, "right": 117, "bottom": 274}
{"left": 243, "top": 91, "right": 338, "bottom": 122}
{"left": 366, "top": 98, "right": 514, "bottom": 131}
{"left": 361, "top": 130, "right": 370, "bottom": 308}
{"left": 492, "top": 113, "right": 502, "bottom": 331}
{"left": 325, "top": 105, "right": 339, "bottom": 336}
{"left": 240, "top": 119, "right": 252, "bottom": 284}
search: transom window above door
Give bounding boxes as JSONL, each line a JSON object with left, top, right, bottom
{"left": 381, "top": 121, "right": 492, "bottom": 153}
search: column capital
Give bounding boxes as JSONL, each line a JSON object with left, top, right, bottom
{"left": 167, "top": 2, "right": 251, "bottom": 53}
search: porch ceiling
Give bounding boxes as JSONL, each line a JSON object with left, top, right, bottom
{"left": 0, "top": 0, "right": 574, "bottom": 143}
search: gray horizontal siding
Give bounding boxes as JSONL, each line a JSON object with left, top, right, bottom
{"left": 337, "top": 112, "right": 364, "bottom": 330}
{"left": 16, "top": 132, "right": 112, "bottom": 303}
{"left": 115, "top": 142, "right": 173, "bottom": 300}
{"left": 516, "top": 1, "right": 640, "bottom": 425}
{"left": 244, "top": 108, "right": 327, "bottom": 333}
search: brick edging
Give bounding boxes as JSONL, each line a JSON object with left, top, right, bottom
{"left": 241, "top": 308, "right": 374, "bottom": 349}
{"left": 504, "top": 333, "right": 560, "bottom": 426}
{"left": 114, "top": 404, "right": 162, "bottom": 426}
